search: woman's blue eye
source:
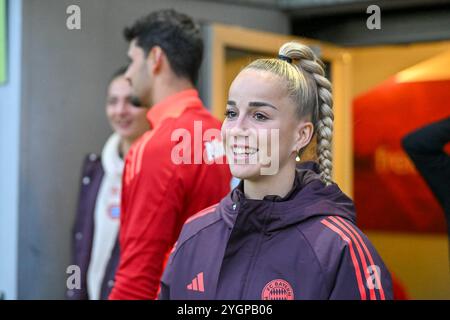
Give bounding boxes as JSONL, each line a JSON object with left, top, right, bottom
{"left": 224, "top": 110, "right": 237, "bottom": 119}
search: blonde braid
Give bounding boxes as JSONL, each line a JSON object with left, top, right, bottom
{"left": 279, "top": 43, "right": 334, "bottom": 186}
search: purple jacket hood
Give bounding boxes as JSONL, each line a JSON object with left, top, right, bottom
{"left": 220, "top": 161, "right": 356, "bottom": 232}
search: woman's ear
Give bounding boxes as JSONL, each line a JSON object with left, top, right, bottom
{"left": 292, "top": 121, "right": 314, "bottom": 153}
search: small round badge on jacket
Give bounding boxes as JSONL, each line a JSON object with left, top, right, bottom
{"left": 261, "top": 279, "right": 294, "bottom": 300}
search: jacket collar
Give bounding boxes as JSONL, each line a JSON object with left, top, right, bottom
{"left": 219, "top": 161, "right": 356, "bottom": 232}
{"left": 146, "top": 89, "right": 201, "bottom": 128}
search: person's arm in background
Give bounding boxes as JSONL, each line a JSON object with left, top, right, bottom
{"left": 109, "top": 141, "right": 184, "bottom": 300}
{"left": 402, "top": 117, "right": 450, "bottom": 217}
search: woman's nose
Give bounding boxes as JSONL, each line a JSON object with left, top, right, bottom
{"left": 116, "top": 101, "right": 128, "bottom": 116}
{"left": 229, "top": 114, "right": 249, "bottom": 135}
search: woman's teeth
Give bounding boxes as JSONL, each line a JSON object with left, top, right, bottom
{"left": 232, "top": 146, "right": 258, "bottom": 155}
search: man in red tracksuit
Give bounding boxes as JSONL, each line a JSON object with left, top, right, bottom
{"left": 109, "top": 10, "right": 231, "bottom": 300}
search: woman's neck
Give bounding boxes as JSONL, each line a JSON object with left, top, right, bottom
{"left": 243, "top": 162, "right": 296, "bottom": 200}
{"left": 119, "top": 138, "right": 133, "bottom": 159}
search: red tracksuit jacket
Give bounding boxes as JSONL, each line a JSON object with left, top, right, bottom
{"left": 109, "top": 89, "right": 231, "bottom": 299}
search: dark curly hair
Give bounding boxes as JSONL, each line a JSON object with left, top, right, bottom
{"left": 124, "top": 9, "right": 203, "bottom": 84}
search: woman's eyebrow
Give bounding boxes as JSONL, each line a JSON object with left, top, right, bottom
{"left": 248, "top": 101, "right": 278, "bottom": 110}
{"left": 226, "top": 100, "right": 278, "bottom": 110}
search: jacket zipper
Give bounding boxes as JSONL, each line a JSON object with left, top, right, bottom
{"left": 240, "top": 202, "right": 273, "bottom": 299}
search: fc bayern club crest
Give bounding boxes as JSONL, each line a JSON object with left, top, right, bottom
{"left": 261, "top": 279, "right": 294, "bottom": 300}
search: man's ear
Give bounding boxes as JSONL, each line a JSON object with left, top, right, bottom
{"left": 292, "top": 121, "right": 314, "bottom": 153}
{"left": 148, "top": 46, "right": 164, "bottom": 74}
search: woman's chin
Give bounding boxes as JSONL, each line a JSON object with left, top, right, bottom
{"left": 230, "top": 164, "right": 261, "bottom": 180}
{"left": 116, "top": 127, "right": 140, "bottom": 141}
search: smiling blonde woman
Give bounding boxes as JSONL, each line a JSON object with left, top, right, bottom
{"left": 159, "top": 42, "right": 393, "bottom": 300}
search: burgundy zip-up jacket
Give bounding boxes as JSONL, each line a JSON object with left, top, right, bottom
{"left": 159, "top": 162, "right": 393, "bottom": 300}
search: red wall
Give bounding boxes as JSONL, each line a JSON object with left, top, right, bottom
{"left": 353, "top": 78, "right": 450, "bottom": 233}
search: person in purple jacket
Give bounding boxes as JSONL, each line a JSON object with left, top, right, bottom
{"left": 159, "top": 42, "right": 393, "bottom": 300}
{"left": 67, "top": 66, "right": 148, "bottom": 300}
